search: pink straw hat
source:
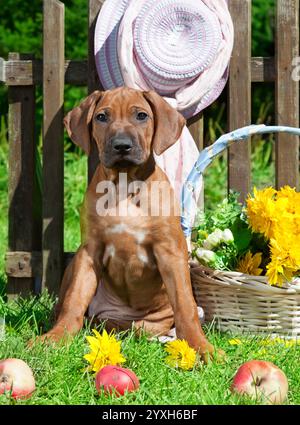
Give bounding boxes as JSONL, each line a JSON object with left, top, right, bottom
{"left": 94, "top": 0, "right": 234, "bottom": 118}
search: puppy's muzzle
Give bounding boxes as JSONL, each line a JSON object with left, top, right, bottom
{"left": 103, "top": 135, "right": 144, "bottom": 168}
{"left": 111, "top": 137, "right": 133, "bottom": 155}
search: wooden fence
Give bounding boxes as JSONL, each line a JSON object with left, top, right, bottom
{"left": 0, "top": 0, "right": 299, "bottom": 297}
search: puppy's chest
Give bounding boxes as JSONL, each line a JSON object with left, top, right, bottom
{"left": 101, "top": 222, "right": 157, "bottom": 277}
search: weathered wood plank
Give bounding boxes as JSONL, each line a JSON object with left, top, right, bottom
{"left": 88, "top": 0, "right": 104, "bottom": 182}
{"left": 7, "top": 53, "right": 36, "bottom": 297}
{"left": 1, "top": 57, "right": 276, "bottom": 86}
{"left": 6, "top": 251, "right": 42, "bottom": 278}
{"left": 42, "top": 0, "right": 65, "bottom": 294}
{"left": 187, "top": 114, "right": 204, "bottom": 150}
{"left": 228, "top": 0, "right": 251, "bottom": 202}
{"left": 275, "top": 0, "right": 299, "bottom": 189}
{"left": 251, "top": 57, "right": 276, "bottom": 82}
{"left": 5, "top": 251, "right": 75, "bottom": 278}
{"left": 3, "top": 59, "right": 87, "bottom": 86}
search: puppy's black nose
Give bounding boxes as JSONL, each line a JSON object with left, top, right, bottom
{"left": 111, "top": 137, "right": 133, "bottom": 154}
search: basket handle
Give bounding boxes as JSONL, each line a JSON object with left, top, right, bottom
{"left": 181, "top": 124, "right": 300, "bottom": 239}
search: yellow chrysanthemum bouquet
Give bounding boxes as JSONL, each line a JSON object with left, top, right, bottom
{"left": 192, "top": 187, "right": 300, "bottom": 287}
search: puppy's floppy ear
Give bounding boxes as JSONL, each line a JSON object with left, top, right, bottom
{"left": 63, "top": 90, "right": 103, "bottom": 155}
{"left": 143, "top": 90, "right": 186, "bottom": 155}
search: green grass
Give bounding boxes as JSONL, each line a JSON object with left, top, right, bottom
{"left": 0, "top": 292, "right": 299, "bottom": 405}
{"left": 64, "top": 149, "right": 87, "bottom": 252}
{"left": 1, "top": 122, "right": 299, "bottom": 405}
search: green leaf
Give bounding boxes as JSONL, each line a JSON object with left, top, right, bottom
{"left": 231, "top": 219, "right": 252, "bottom": 252}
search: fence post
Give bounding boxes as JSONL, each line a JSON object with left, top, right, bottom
{"left": 42, "top": 0, "right": 65, "bottom": 294}
{"left": 88, "top": 0, "right": 104, "bottom": 182}
{"left": 228, "top": 0, "right": 252, "bottom": 201}
{"left": 7, "top": 53, "right": 37, "bottom": 297}
{"left": 275, "top": 0, "right": 299, "bottom": 189}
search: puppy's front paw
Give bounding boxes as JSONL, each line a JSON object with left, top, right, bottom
{"left": 28, "top": 328, "right": 70, "bottom": 348}
{"left": 214, "top": 347, "right": 227, "bottom": 363}
{"left": 200, "top": 344, "right": 227, "bottom": 364}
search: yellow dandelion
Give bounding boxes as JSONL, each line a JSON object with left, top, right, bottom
{"left": 260, "top": 337, "right": 300, "bottom": 348}
{"left": 165, "top": 339, "right": 196, "bottom": 370}
{"left": 260, "top": 338, "right": 274, "bottom": 347}
{"left": 228, "top": 338, "right": 243, "bottom": 346}
{"left": 236, "top": 251, "right": 263, "bottom": 276}
{"left": 256, "top": 348, "right": 268, "bottom": 357}
{"left": 83, "top": 329, "right": 126, "bottom": 373}
{"left": 283, "top": 339, "right": 300, "bottom": 348}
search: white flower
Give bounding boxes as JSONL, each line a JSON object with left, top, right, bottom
{"left": 221, "top": 229, "right": 234, "bottom": 244}
{"left": 203, "top": 229, "right": 223, "bottom": 250}
{"left": 195, "top": 248, "right": 216, "bottom": 264}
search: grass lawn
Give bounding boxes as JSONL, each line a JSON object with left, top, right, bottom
{"left": 1, "top": 129, "right": 299, "bottom": 405}
{"left": 1, "top": 294, "right": 300, "bottom": 405}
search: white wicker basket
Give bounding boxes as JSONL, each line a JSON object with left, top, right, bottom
{"left": 181, "top": 125, "right": 300, "bottom": 338}
{"left": 190, "top": 262, "right": 300, "bottom": 338}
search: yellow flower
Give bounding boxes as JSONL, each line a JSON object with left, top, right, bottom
{"left": 256, "top": 348, "right": 268, "bottom": 357}
{"left": 266, "top": 238, "right": 300, "bottom": 286}
{"left": 266, "top": 260, "right": 285, "bottom": 286}
{"left": 282, "top": 339, "right": 300, "bottom": 348}
{"left": 277, "top": 186, "right": 300, "bottom": 215}
{"left": 236, "top": 251, "right": 263, "bottom": 276}
{"left": 198, "top": 230, "right": 208, "bottom": 239}
{"left": 246, "top": 186, "right": 300, "bottom": 242}
{"left": 260, "top": 337, "right": 300, "bottom": 348}
{"left": 165, "top": 339, "right": 196, "bottom": 370}
{"left": 228, "top": 338, "right": 243, "bottom": 346}
{"left": 245, "top": 186, "right": 300, "bottom": 285}
{"left": 83, "top": 329, "right": 126, "bottom": 373}
{"left": 246, "top": 187, "right": 278, "bottom": 239}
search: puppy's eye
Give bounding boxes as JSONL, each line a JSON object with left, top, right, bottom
{"left": 136, "top": 112, "right": 148, "bottom": 121}
{"left": 95, "top": 113, "right": 108, "bottom": 122}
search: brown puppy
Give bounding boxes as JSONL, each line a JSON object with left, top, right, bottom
{"left": 40, "top": 87, "right": 218, "bottom": 361}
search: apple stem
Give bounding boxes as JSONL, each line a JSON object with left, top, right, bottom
{"left": 0, "top": 374, "right": 9, "bottom": 383}
{"left": 254, "top": 377, "right": 262, "bottom": 387}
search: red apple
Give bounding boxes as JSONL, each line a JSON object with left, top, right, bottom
{"left": 95, "top": 365, "right": 139, "bottom": 396}
{"left": 0, "top": 358, "right": 36, "bottom": 400}
{"left": 231, "top": 360, "right": 288, "bottom": 404}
